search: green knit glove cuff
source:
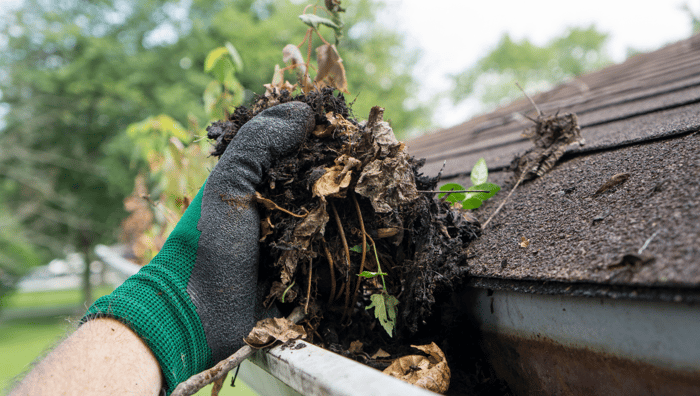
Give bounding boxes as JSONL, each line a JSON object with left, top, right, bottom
{"left": 83, "top": 185, "right": 212, "bottom": 395}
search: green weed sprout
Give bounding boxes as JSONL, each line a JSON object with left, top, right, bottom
{"left": 438, "top": 158, "right": 500, "bottom": 209}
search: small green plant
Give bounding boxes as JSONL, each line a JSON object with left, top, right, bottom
{"left": 351, "top": 242, "right": 399, "bottom": 337}
{"left": 438, "top": 158, "right": 501, "bottom": 210}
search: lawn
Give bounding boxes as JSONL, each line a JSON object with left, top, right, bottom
{"left": 0, "top": 287, "right": 258, "bottom": 396}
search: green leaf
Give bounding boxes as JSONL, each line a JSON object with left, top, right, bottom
{"left": 465, "top": 182, "right": 501, "bottom": 202}
{"left": 299, "top": 14, "right": 339, "bottom": 30}
{"left": 349, "top": 244, "right": 363, "bottom": 253}
{"left": 357, "top": 271, "right": 388, "bottom": 278}
{"left": 224, "top": 42, "right": 244, "bottom": 72}
{"left": 438, "top": 183, "right": 466, "bottom": 203}
{"left": 461, "top": 197, "right": 483, "bottom": 210}
{"left": 471, "top": 158, "right": 488, "bottom": 185}
{"left": 366, "top": 293, "right": 399, "bottom": 337}
{"left": 204, "top": 47, "right": 229, "bottom": 73}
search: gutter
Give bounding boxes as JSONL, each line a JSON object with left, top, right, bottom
{"left": 96, "top": 244, "right": 700, "bottom": 395}
{"left": 460, "top": 286, "right": 700, "bottom": 395}
{"left": 94, "top": 245, "right": 439, "bottom": 395}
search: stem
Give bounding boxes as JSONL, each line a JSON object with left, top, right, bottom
{"left": 482, "top": 172, "right": 525, "bottom": 229}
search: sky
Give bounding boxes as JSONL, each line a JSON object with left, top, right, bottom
{"left": 378, "top": 0, "right": 698, "bottom": 130}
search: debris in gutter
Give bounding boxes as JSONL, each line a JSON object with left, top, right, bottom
{"left": 383, "top": 342, "right": 451, "bottom": 394}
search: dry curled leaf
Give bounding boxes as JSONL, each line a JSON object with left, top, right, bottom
{"left": 348, "top": 340, "right": 364, "bottom": 354}
{"left": 383, "top": 342, "right": 450, "bottom": 394}
{"left": 278, "top": 200, "right": 329, "bottom": 285}
{"left": 372, "top": 348, "right": 391, "bottom": 359}
{"left": 520, "top": 236, "right": 530, "bottom": 248}
{"left": 244, "top": 317, "right": 307, "bottom": 349}
{"left": 512, "top": 112, "right": 583, "bottom": 181}
{"left": 312, "top": 155, "right": 361, "bottom": 198}
{"left": 315, "top": 44, "right": 349, "bottom": 93}
{"left": 282, "top": 44, "right": 312, "bottom": 91}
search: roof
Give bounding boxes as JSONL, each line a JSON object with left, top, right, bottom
{"left": 407, "top": 34, "right": 700, "bottom": 291}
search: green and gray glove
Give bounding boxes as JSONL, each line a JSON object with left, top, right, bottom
{"left": 83, "top": 102, "right": 314, "bottom": 394}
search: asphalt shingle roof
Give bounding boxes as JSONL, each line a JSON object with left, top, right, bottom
{"left": 407, "top": 34, "right": 700, "bottom": 290}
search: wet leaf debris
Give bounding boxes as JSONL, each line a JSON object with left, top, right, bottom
{"left": 207, "top": 88, "right": 482, "bottom": 371}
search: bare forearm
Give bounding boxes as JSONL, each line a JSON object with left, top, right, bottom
{"left": 11, "top": 318, "right": 162, "bottom": 396}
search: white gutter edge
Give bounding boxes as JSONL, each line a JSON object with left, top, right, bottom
{"left": 240, "top": 340, "right": 440, "bottom": 396}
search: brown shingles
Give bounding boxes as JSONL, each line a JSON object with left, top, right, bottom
{"left": 464, "top": 133, "right": 699, "bottom": 286}
{"left": 406, "top": 33, "right": 700, "bottom": 287}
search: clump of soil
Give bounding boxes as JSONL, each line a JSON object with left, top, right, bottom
{"left": 208, "top": 88, "right": 507, "bottom": 393}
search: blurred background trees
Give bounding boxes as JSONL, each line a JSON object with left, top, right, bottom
{"left": 0, "top": 0, "right": 429, "bottom": 303}
{"left": 451, "top": 25, "right": 612, "bottom": 110}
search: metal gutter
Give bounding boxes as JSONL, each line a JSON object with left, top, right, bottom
{"left": 239, "top": 340, "right": 439, "bottom": 396}
{"left": 459, "top": 287, "right": 700, "bottom": 395}
{"left": 94, "top": 245, "right": 437, "bottom": 395}
{"left": 96, "top": 244, "right": 700, "bottom": 394}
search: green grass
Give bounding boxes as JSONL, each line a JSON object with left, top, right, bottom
{"left": 2, "top": 285, "right": 114, "bottom": 310}
{"left": 0, "top": 288, "right": 258, "bottom": 396}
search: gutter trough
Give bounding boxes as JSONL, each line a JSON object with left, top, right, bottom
{"left": 96, "top": 245, "right": 700, "bottom": 395}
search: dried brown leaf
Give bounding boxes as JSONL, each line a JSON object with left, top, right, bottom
{"left": 314, "top": 44, "right": 349, "bottom": 93}
{"left": 372, "top": 348, "right": 391, "bottom": 359}
{"left": 355, "top": 154, "right": 419, "bottom": 213}
{"left": 244, "top": 317, "right": 307, "bottom": 349}
{"left": 512, "top": 113, "right": 583, "bottom": 181}
{"left": 260, "top": 216, "right": 274, "bottom": 242}
{"left": 383, "top": 342, "right": 450, "bottom": 394}
{"left": 348, "top": 340, "right": 364, "bottom": 354}
{"left": 278, "top": 201, "right": 329, "bottom": 285}
{"left": 519, "top": 236, "right": 530, "bottom": 248}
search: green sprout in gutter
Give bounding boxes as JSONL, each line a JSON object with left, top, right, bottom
{"left": 351, "top": 242, "right": 399, "bottom": 337}
{"left": 438, "top": 157, "right": 501, "bottom": 209}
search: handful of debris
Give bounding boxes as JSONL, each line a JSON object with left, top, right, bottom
{"left": 207, "top": 88, "right": 479, "bottom": 377}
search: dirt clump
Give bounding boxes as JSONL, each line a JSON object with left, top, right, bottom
{"left": 208, "top": 88, "right": 506, "bottom": 393}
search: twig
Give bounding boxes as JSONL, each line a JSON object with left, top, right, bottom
{"left": 482, "top": 172, "right": 526, "bottom": 230}
{"left": 210, "top": 373, "right": 227, "bottom": 396}
{"left": 330, "top": 200, "right": 353, "bottom": 321}
{"left": 171, "top": 308, "right": 306, "bottom": 396}
{"left": 321, "top": 237, "right": 336, "bottom": 304}
{"left": 305, "top": 257, "right": 313, "bottom": 314}
{"left": 638, "top": 230, "right": 660, "bottom": 254}
{"left": 417, "top": 190, "right": 491, "bottom": 194}
{"left": 516, "top": 82, "right": 542, "bottom": 116}
{"left": 349, "top": 193, "right": 367, "bottom": 319}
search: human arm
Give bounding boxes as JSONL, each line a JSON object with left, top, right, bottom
{"left": 10, "top": 102, "right": 315, "bottom": 395}
{"left": 10, "top": 318, "right": 163, "bottom": 396}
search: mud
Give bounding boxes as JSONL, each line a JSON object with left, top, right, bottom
{"left": 208, "top": 88, "right": 508, "bottom": 394}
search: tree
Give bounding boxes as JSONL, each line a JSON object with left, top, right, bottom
{"left": 0, "top": 0, "right": 429, "bottom": 303}
{"left": 451, "top": 25, "right": 611, "bottom": 110}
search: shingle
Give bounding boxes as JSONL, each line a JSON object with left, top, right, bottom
{"left": 407, "top": 34, "right": 700, "bottom": 286}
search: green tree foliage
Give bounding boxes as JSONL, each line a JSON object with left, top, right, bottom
{"left": 0, "top": 0, "right": 429, "bottom": 291}
{"left": 451, "top": 25, "right": 611, "bottom": 109}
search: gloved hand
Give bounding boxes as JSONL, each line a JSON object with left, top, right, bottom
{"left": 83, "top": 102, "right": 315, "bottom": 394}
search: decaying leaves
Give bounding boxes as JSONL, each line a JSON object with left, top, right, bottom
{"left": 278, "top": 201, "right": 329, "bottom": 284}
{"left": 282, "top": 44, "right": 312, "bottom": 91}
{"left": 348, "top": 340, "right": 364, "bottom": 354}
{"left": 244, "top": 317, "right": 307, "bottom": 349}
{"left": 511, "top": 112, "right": 584, "bottom": 181}
{"left": 315, "top": 44, "right": 349, "bottom": 93}
{"left": 383, "top": 343, "right": 451, "bottom": 394}
{"left": 519, "top": 236, "right": 530, "bottom": 248}
{"left": 354, "top": 107, "right": 420, "bottom": 213}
